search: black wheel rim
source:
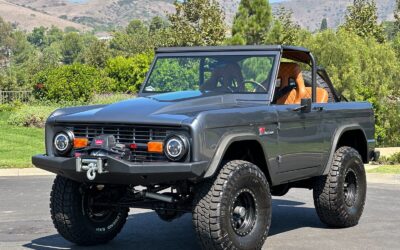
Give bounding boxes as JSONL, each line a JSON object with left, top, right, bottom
{"left": 82, "top": 187, "right": 115, "bottom": 224}
{"left": 344, "top": 169, "right": 358, "bottom": 207}
{"left": 230, "top": 188, "right": 257, "bottom": 236}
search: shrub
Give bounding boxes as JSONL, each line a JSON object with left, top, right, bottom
{"left": 90, "top": 93, "right": 134, "bottom": 105}
{"left": 33, "top": 63, "right": 116, "bottom": 103}
{"left": 0, "top": 101, "right": 23, "bottom": 112}
{"left": 105, "top": 53, "right": 153, "bottom": 93}
{"left": 378, "top": 152, "right": 400, "bottom": 165}
{"left": 7, "top": 105, "right": 57, "bottom": 128}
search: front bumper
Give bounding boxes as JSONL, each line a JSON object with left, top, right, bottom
{"left": 32, "top": 154, "right": 208, "bottom": 185}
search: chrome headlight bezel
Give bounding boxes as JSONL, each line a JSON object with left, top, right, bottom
{"left": 164, "top": 135, "right": 189, "bottom": 161}
{"left": 53, "top": 130, "right": 74, "bottom": 155}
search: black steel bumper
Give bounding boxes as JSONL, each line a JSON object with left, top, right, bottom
{"left": 32, "top": 154, "right": 208, "bottom": 185}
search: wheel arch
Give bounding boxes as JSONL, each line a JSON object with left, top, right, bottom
{"left": 203, "top": 134, "right": 273, "bottom": 185}
{"left": 323, "top": 125, "right": 368, "bottom": 175}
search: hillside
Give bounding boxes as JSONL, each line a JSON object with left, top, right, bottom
{"left": 1, "top": 0, "right": 398, "bottom": 31}
{"left": 272, "top": 0, "right": 396, "bottom": 31}
{"left": 6, "top": 0, "right": 176, "bottom": 29}
{"left": 0, "top": 0, "right": 90, "bottom": 31}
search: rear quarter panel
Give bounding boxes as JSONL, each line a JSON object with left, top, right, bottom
{"left": 318, "top": 101, "right": 375, "bottom": 174}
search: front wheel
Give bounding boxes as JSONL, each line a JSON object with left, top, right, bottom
{"left": 313, "top": 146, "right": 367, "bottom": 227}
{"left": 193, "top": 160, "right": 272, "bottom": 250}
{"left": 50, "top": 175, "right": 129, "bottom": 246}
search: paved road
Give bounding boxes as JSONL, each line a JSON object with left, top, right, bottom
{"left": 0, "top": 176, "right": 399, "bottom": 250}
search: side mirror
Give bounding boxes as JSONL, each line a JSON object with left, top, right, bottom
{"left": 292, "top": 98, "right": 312, "bottom": 113}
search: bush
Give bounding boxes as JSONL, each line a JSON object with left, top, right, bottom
{"left": 378, "top": 152, "right": 400, "bottom": 165}
{"left": 105, "top": 53, "right": 153, "bottom": 93}
{"left": 7, "top": 105, "right": 57, "bottom": 128}
{"left": 90, "top": 93, "right": 134, "bottom": 105}
{"left": 0, "top": 101, "right": 23, "bottom": 112}
{"left": 33, "top": 63, "right": 116, "bottom": 103}
{"left": 301, "top": 29, "right": 400, "bottom": 146}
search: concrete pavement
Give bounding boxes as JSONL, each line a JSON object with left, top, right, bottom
{"left": 0, "top": 176, "right": 399, "bottom": 249}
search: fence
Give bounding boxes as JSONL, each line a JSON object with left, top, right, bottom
{"left": 0, "top": 91, "right": 33, "bottom": 104}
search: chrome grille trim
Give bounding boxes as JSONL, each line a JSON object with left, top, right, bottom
{"left": 63, "top": 124, "right": 181, "bottom": 163}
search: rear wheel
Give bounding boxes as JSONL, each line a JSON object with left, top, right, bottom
{"left": 313, "top": 146, "right": 367, "bottom": 227}
{"left": 50, "top": 175, "right": 129, "bottom": 245}
{"left": 192, "top": 160, "right": 271, "bottom": 250}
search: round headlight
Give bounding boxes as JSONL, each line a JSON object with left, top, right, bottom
{"left": 54, "top": 131, "right": 73, "bottom": 155}
{"left": 164, "top": 135, "right": 188, "bottom": 161}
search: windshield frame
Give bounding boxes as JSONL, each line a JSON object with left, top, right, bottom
{"left": 139, "top": 50, "right": 280, "bottom": 101}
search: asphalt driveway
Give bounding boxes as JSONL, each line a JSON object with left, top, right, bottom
{"left": 0, "top": 176, "right": 399, "bottom": 249}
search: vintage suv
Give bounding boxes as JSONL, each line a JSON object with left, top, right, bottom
{"left": 33, "top": 46, "right": 377, "bottom": 249}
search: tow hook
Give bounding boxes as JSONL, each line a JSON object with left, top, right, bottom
{"left": 76, "top": 158, "right": 107, "bottom": 181}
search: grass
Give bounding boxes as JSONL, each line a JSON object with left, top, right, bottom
{"left": 367, "top": 165, "right": 400, "bottom": 174}
{"left": 0, "top": 112, "right": 44, "bottom": 168}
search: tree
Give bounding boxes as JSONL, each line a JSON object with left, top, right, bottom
{"left": 149, "top": 16, "right": 168, "bottom": 33}
{"left": 264, "top": 7, "right": 301, "bottom": 45}
{"left": 60, "top": 32, "right": 83, "bottom": 64}
{"left": 231, "top": 0, "right": 272, "bottom": 45}
{"left": 0, "top": 17, "right": 14, "bottom": 65}
{"left": 80, "top": 40, "right": 112, "bottom": 68}
{"left": 126, "top": 19, "right": 146, "bottom": 35}
{"left": 27, "top": 26, "right": 47, "bottom": 48}
{"left": 320, "top": 18, "right": 328, "bottom": 31}
{"left": 46, "top": 26, "right": 64, "bottom": 45}
{"left": 341, "top": 0, "right": 385, "bottom": 43}
{"left": 166, "top": 0, "right": 226, "bottom": 46}
{"left": 394, "top": 0, "right": 400, "bottom": 35}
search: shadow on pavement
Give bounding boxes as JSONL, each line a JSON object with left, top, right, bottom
{"left": 23, "top": 199, "right": 326, "bottom": 250}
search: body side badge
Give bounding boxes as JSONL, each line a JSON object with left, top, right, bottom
{"left": 259, "top": 127, "right": 275, "bottom": 136}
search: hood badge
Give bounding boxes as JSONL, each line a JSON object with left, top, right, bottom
{"left": 259, "top": 127, "right": 274, "bottom": 136}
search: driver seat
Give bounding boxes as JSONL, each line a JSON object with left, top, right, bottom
{"left": 201, "top": 63, "right": 244, "bottom": 92}
{"left": 276, "top": 62, "right": 307, "bottom": 105}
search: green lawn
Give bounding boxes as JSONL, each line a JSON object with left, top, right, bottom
{"left": 0, "top": 112, "right": 44, "bottom": 168}
{"left": 367, "top": 165, "right": 400, "bottom": 174}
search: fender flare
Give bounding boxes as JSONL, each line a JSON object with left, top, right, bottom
{"left": 203, "top": 133, "right": 271, "bottom": 179}
{"left": 322, "top": 124, "right": 368, "bottom": 175}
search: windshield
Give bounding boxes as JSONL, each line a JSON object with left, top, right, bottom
{"left": 143, "top": 54, "right": 275, "bottom": 94}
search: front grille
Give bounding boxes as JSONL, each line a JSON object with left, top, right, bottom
{"left": 68, "top": 124, "right": 179, "bottom": 162}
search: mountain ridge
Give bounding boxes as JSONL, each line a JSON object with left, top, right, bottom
{"left": 1, "top": 0, "right": 397, "bottom": 32}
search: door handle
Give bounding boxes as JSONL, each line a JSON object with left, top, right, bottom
{"left": 313, "top": 106, "right": 324, "bottom": 111}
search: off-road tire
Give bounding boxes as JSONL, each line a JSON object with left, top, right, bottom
{"left": 303, "top": 71, "right": 335, "bottom": 102}
{"left": 313, "top": 146, "right": 367, "bottom": 228}
{"left": 192, "top": 160, "right": 272, "bottom": 250}
{"left": 50, "top": 175, "right": 129, "bottom": 245}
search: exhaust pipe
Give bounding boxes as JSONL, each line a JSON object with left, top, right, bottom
{"left": 143, "top": 192, "right": 175, "bottom": 203}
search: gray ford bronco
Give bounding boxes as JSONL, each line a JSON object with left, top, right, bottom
{"left": 33, "top": 46, "right": 378, "bottom": 249}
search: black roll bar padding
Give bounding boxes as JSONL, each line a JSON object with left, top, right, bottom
{"left": 309, "top": 53, "right": 317, "bottom": 103}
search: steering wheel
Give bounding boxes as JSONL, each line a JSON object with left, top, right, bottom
{"left": 242, "top": 80, "right": 267, "bottom": 92}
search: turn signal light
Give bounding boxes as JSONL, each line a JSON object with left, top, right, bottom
{"left": 74, "top": 138, "right": 88, "bottom": 148}
{"left": 147, "top": 141, "right": 163, "bottom": 153}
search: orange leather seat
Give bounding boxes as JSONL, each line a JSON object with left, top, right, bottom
{"left": 276, "top": 62, "right": 329, "bottom": 104}
{"left": 305, "top": 87, "right": 329, "bottom": 103}
{"left": 276, "top": 63, "right": 307, "bottom": 105}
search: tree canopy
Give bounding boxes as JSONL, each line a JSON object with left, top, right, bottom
{"left": 166, "top": 0, "right": 226, "bottom": 46}
{"left": 231, "top": 0, "right": 272, "bottom": 45}
{"left": 341, "top": 0, "right": 385, "bottom": 43}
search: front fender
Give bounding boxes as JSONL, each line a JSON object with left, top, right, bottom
{"left": 203, "top": 133, "right": 271, "bottom": 179}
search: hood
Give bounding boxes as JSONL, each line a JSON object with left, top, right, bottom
{"left": 54, "top": 91, "right": 241, "bottom": 126}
